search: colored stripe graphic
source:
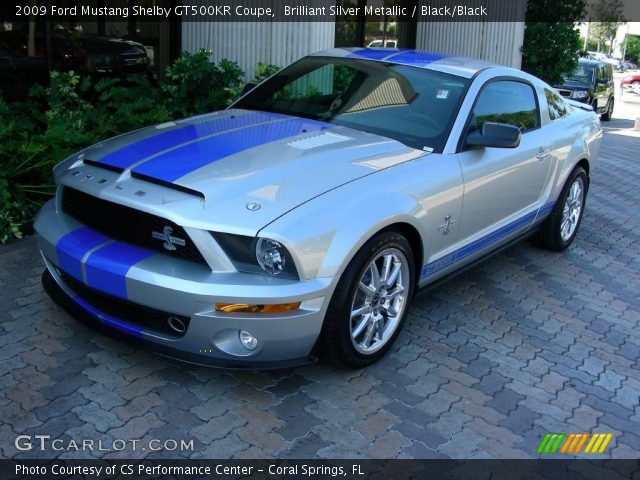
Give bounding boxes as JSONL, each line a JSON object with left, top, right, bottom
{"left": 421, "top": 202, "right": 555, "bottom": 279}
{"left": 132, "top": 117, "right": 330, "bottom": 183}
{"left": 537, "top": 433, "right": 614, "bottom": 455}
{"left": 84, "top": 242, "right": 154, "bottom": 300}
{"left": 98, "top": 111, "right": 283, "bottom": 170}
{"left": 539, "top": 433, "right": 567, "bottom": 454}
{"left": 584, "top": 433, "right": 613, "bottom": 454}
{"left": 56, "top": 228, "right": 109, "bottom": 282}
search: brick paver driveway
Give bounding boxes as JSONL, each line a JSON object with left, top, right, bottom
{"left": 1, "top": 107, "right": 639, "bottom": 460}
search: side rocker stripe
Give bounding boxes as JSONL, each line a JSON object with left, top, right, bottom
{"left": 84, "top": 242, "right": 155, "bottom": 300}
{"left": 98, "top": 111, "right": 282, "bottom": 170}
{"left": 132, "top": 117, "right": 330, "bottom": 183}
{"left": 56, "top": 228, "right": 109, "bottom": 282}
{"left": 421, "top": 202, "right": 555, "bottom": 279}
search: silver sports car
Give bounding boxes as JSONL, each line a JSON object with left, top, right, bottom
{"left": 35, "top": 48, "right": 602, "bottom": 368}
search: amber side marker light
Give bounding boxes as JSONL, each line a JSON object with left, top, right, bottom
{"left": 215, "top": 302, "right": 301, "bottom": 313}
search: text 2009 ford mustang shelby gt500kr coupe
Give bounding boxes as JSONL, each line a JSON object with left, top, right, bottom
{"left": 35, "top": 48, "right": 602, "bottom": 368}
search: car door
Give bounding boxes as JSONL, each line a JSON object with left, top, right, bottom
{"left": 455, "top": 79, "right": 552, "bottom": 249}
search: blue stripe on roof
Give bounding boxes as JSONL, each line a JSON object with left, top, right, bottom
{"left": 132, "top": 117, "right": 330, "bottom": 183}
{"left": 347, "top": 49, "right": 448, "bottom": 66}
{"left": 347, "top": 48, "right": 400, "bottom": 60}
{"left": 421, "top": 202, "right": 555, "bottom": 279}
{"left": 56, "top": 228, "right": 108, "bottom": 283}
{"left": 73, "top": 296, "right": 143, "bottom": 337}
{"left": 84, "top": 242, "right": 154, "bottom": 300}
{"left": 383, "top": 50, "right": 448, "bottom": 67}
{"left": 98, "top": 111, "right": 284, "bottom": 170}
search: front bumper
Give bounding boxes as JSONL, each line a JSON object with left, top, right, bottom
{"left": 35, "top": 199, "right": 336, "bottom": 368}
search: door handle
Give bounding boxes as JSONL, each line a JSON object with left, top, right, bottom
{"left": 536, "top": 150, "right": 551, "bottom": 160}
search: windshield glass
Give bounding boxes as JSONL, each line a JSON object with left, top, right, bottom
{"left": 564, "top": 64, "right": 595, "bottom": 84}
{"left": 234, "top": 57, "right": 470, "bottom": 152}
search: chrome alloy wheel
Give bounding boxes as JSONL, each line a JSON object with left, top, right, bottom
{"left": 349, "top": 248, "right": 410, "bottom": 354}
{"left": 561, "top": 176, "right": 585, "bottom": 242}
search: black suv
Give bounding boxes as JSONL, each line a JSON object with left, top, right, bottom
{"left": 555, "top": 59, "right": 615, "bottom": 121}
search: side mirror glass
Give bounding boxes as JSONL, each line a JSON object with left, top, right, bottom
{"left": 466, "top": 122, "right": 522, "bottom": 149}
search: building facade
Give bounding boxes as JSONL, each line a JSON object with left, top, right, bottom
{"left": 182, "top": 0, "right": 526, "bottom": 80}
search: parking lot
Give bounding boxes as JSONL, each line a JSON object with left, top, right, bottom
{"left": 1, "top": 92, "right": 639, "bottom": 460}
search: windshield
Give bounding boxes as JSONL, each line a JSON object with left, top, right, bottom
{"left": 564, "top": 64, "right": 595, "bottom": 84}
{"left": 234, "top": 57, "right": 470, "bottom": 152}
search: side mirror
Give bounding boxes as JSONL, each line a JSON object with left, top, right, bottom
{"left": 241, "top": 82, "right": 257, "bottom": 95}
{"left": 466, "top": 122, "right": 521, "bottom": 149}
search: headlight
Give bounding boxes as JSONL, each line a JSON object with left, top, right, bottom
{"left": 211, "top": 232, "right": 299, "bottom": 279}
{"left": 570, "top": 90, "right": 589, "bottom": 99}
{"left": 255, "top": 238, "right": 286, "bottom": 275}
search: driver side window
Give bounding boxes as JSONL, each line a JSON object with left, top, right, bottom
{"left": 472, "top": 80, "right": 540, "bottom": 133}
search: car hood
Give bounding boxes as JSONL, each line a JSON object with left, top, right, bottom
{"left": 70, "top": 109, "right": 425, "bottom": 234}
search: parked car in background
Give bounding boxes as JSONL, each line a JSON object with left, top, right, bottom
{"left": 367, "top": 38, "right": 397, "bottom": 48}
{"left": 622, "top": 60, "right": 637, "bottom": 71}
{"left": 555, "top": 58, "right": 614, "bottom": 121}
{"left": 36, "top": 48, "right": 602, "bottom": 368}
{"left": 621, "top": 73, "right": 640, "bottom": 96}
{"left": 0, "top": 24, "right": 149, "bottom": 100}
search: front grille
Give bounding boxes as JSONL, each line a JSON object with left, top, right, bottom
{"left": 59, "top": 270, "right": 190, "bottom": 338}
{"left": 61, "top": 187, "right": 209, "bottom": 267}
{"left": 557, "top": 89, "right": 572, "bottom": 98}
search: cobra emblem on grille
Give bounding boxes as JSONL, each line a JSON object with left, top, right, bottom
{"left": 152, "top": 226, "right": 186, "bottom": 251}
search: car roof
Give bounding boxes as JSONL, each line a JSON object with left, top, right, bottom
{"left": 311, "top": 48, "right": 501, "bottom": 79}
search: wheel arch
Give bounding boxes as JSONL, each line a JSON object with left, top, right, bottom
{"left": 378, "top": 222, "right": 424, "bottom": 289}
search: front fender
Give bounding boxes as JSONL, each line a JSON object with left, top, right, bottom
{"left": 259, "top": 183, "right": 426, "bottom": 281}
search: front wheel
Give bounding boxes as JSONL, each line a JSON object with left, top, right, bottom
{"left": 319, "top": 231, "right": 415, "bottom": 368}
{"left": 535, "top": 167, "right": 588, "bottom": 251}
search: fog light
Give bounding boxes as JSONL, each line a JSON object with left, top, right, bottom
{"left": 239, "top": 330, "right": 258, "bottom": 350}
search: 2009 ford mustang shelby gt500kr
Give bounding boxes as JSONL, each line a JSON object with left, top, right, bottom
{"left": 35, "top": 48, "right": 602, "bottom": 368}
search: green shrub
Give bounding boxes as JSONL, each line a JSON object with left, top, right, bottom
{"left": 162, "top": 50, "right": 244, "bottom": 117}
{"left": 0, "top": 54, "right": 277, "bottom": 243}
{"left": 252, "top": 62, "right": 281, "bottom": 83}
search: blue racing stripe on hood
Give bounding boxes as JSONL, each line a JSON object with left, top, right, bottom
{"left": 132, "top": 117, "right": 331, "bottom": 183}
{"left": 56, "top": 227, "right": 109, "bottom": 282}
{"left": 98, "top": 111, "right": 284, "bottom": 170}
{"left": 84, "top": 242, "right": 154, "bottom": 299}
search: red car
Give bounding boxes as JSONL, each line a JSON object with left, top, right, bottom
{"left": 621, "top": 73, "right": 640, "bottom": 94}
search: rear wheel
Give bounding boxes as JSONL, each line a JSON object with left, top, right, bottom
{"left": 535, "top": 167, "right": 588, "bottom": 251}
{"left": 319, "top": 231, "right": 415, "bottom": 368}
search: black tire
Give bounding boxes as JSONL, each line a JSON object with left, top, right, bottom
{"left": 601, "top": 98, "right": 613, "bottom": 121}
{"left": 319, "top": 230, "right": 416, "bottom": 368}
{"left": 535, "top": 166, "right": 588, "bottom": 251}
